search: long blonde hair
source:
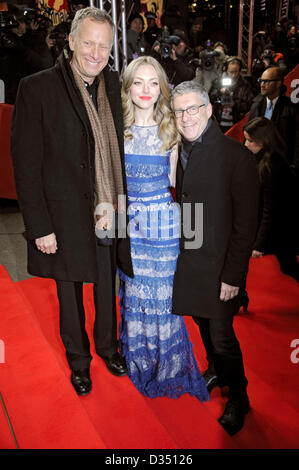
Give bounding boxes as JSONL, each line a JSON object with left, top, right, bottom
{"left": 121, "top": 56, "right": 179, "bottom": 151}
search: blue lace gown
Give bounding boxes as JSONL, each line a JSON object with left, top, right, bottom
{"left": 118, "top": 124, "right": 209, "bottom": 401}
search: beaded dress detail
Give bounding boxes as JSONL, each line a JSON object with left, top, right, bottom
{"left": 118, "top": 124, "right": 209, "bottom": 401}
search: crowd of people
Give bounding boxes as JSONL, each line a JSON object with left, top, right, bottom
{"left": 4, "top": 3, "right": 299, "bottom": 441}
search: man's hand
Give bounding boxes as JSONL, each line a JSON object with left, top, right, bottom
{"left": 252, "top": 249, "right": 264, "bottom": 258}
{"left": 170, "top": 45, "right": 178, "bottom": 61}
{"left": 220, "top": 282, "right": 239, "bottom": 302}
{"left": 35, "top": 233, "right": 57, "bottom": 254}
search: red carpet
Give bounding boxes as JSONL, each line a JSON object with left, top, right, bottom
{"left": 0, "top": 255, "right": 299, "bottom": 449}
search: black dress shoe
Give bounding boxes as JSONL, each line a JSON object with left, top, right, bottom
{"left": 218, "top": 397, "right": 250, "bottom": 436}
{"left": 203, "top": 369, "right": 219, "bottom": 392}
{"left": 71, "top": 368, "right": 92, "bottom": 396}
{"left": 100, "top": 352, "right": 128, "bottom": 376}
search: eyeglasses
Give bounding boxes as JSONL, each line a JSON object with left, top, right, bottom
{"left": 257, "top": 78, "right": 280, "bottom": 85}
{"left": 174, "top": 104, "right": 205, "bottom": 118}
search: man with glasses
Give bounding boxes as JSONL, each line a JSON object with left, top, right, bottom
{"left": 249, "top": 66, "right": 299, "bottom": 172}
{"left": 171, "top": 80, "right": 259, "bottom": 436}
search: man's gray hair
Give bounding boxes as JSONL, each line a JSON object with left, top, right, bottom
{"left": 70, "top": 7, "right": 115, "bottom": 41}
{"left": 171, "top": 81, "right": 210, "bottom": 108}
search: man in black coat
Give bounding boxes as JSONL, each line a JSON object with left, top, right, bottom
{"left": 248, "top": 66, "right": 299, "bottom": 174}
{"left": 11, "top": 7, "right": 133, "bottom": 396}
{"left": 171, "top": 81, "right": 259, "bottom": 436}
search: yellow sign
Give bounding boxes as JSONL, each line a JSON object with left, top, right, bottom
{"left": 140, "top": 0, "right": 164, "bottom": 27}
{"left": 37, "top": 0, "right": 69, "bottom": 26}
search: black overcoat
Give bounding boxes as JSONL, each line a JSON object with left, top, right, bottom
{"left": 172, "top": 119, "right": 259, "bottom": 318}
{"left": 248, "top": 90, "right": 299, "bottom": 170}
{"left": 11, "top": 51, "right": 133, "bottom": 282}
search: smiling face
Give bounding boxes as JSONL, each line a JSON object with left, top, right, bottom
{"left": 173, "top": 92, "right": 212, "bottom": 142}
{"left": 129, "top": 64, "right": 160, "bottom": 111}
{"left": 69, "top": 17, "right": 113, "bottom": 84}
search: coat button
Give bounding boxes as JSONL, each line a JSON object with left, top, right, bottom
{"left": 182, "top": 192, "right": 188, "bottom": 198}
{"left": 80, "top": 163, "right": 86, "bottom": 169}
{"left": 83, "top": 193, "right": 89, "bottom": 199}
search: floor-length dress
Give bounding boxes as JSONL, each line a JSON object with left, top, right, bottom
{"left": 118, "top": 124, "right": 209, "bottom": 401}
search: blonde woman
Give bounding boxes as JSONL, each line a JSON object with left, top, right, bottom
{"left": 118, "top": 56, "right": 209, "bottom": 401}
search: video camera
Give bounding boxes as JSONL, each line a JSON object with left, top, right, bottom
{"left": 48, "top": 22, "right": 70, "bottom": 53}
{"left": 22, "top": 7, "right": 52, "bottom": 31}
{"left": 0, "top": 12, "right": 19, "bottom": 50}
{"left": 0, "top": 11, "right": 18, "bottom": 31}
{"left": 157, "top": 27, "right": 181, "bottom": 59}
{"left": 198, "top": 40, "right": 222, "bottom": 71}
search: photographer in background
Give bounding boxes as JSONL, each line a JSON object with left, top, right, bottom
{"left": 0, "top": 6, "right": 28, "bottom": 104}
{"left": 194, "top": 40, "right": 227, "bottom": 94}
{"left": 144, "top": 11, "right": 161, "bottom": 47}
{"left": 127, "top": 13, "right": 148, "bottom": 63}
{"left": 210, "top": 57, "right": 255, "bottom": 133}
{"left": 0, "top": 5, "right": 53, "bottom": 104}
{"left": 151, "top": 27, "right": 195, "bottom": 88}
{"left": 21, "top": 7, "right": 54, "bottom": 73}
{"left": 47, "top": 21, "right": 70, "bottom": 62}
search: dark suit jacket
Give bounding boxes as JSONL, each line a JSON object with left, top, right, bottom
{"left": 248, "top": 90, "right": 299, "bottom": 171}
{"left": 254, "top": 150, "right": 298, "bottom": 254}
{"left": 172, "top": 118, "right": 259, "bottom": 318}
{"left": 11, "top": 49, "right": 133, "bottom": 282}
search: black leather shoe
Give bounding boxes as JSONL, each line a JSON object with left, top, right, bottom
{"left": 100, "top": 352, "right": 128, "bottom": 376}
{"left": 218, "top": 398, "right": 250, "bottom": 436}
{"left": 203, "top": 369, "right": 219, "bottom": 392}
{"left": 71, "top": 368, "right": 92, "bottom": 396}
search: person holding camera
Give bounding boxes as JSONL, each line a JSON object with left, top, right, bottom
{"left": 0, "top": 5, "right": 54, "bottom": 104}
{"left": 210, "top": 57, "right": 255, "bottom": 133}
{"left": 151, "top": 29, "right": 195, "bottom": 88}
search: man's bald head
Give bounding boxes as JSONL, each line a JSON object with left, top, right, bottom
{"left": 260, "top": 66, "right": 283, "bottom": 99}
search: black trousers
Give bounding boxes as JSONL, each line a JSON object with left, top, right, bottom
{"left": 55, "top": 241, "right": 118, "bottom": 370}
{"left": 193, "top": 315, "right": 248, "bottom": 401}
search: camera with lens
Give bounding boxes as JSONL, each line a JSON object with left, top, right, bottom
{"left": 48, "top": 22, "right": 70, "bottom": 53}
{"left": 220, "top": 77, "right": 234, "bottom": 106}
{"left": 0, "top": 11, "right": 19, "bottom": 50}
{"left": 23, "top": 7, "right": 52, "bottom": 31}
{"left": 0, "top": 11, "right": 18, "bottom": 31}
{"left": 198, "top": 40, "right": 222, "bottom": 71}
{"left": 157, "top": 27, "right": 181, "bottom": 59}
